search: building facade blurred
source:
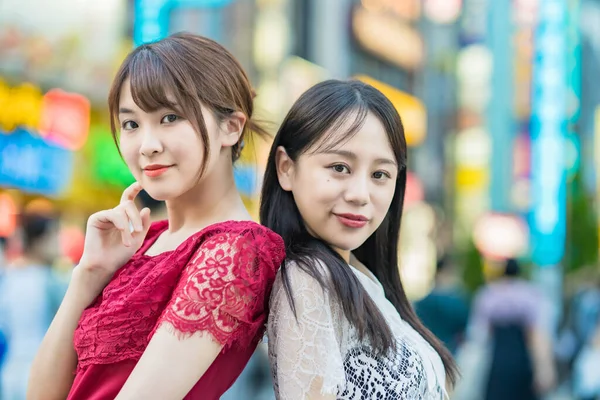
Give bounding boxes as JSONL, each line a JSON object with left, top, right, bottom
{"left": 0, "top": 0, "right": 599, "bottom": 302}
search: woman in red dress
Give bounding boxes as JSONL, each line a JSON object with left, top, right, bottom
{"left": 27, "top": 32, "right": 285, "bottom": 400}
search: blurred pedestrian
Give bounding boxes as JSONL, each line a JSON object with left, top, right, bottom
{"left": 415, "top": 256, "right": 470, "bottom": 355}
{"left": 467, "top": 258, "right": 556, "bottom": 400}
{"left": 0, "top": 213, "right": 65, "bottom": 400}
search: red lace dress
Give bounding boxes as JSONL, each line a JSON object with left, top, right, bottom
{"left": 67, "top": 220, "right": 285, "bottom": 400}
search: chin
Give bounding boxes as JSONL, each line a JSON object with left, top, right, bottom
{"left": 141, "top": 187, "right": 179, "bottom": 202}
{"left": 327, "top": 240, "right": 362, "bottom": 253}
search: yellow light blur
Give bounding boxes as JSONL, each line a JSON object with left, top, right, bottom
{"left": 352, "top": 6, "right": 423, "bottom": 70}
{"left": 355, "top": 75, "right": 427, "bottom": 147}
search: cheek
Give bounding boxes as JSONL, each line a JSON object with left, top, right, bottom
{"left": 119, "top": 138, "right": 138, "bottom": 167}
{"left": 295, "top": 171, "right": 338, "bottom": 206}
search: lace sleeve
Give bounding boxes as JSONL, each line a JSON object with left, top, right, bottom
{"left": 268, "top": 263, "right": 345, "bottom": 399}
{"left": 152, "top": 229, "right": 283, "bottom": 350}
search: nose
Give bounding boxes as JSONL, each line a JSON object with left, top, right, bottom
{"left": 139, "top": 126, "right": 163, "bottom": 156}
{"left": 344, "top": 174, "right": 370, "bottom": 206}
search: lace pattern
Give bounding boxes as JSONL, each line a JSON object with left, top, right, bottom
{"left": 268, "top": 262, "right": 447, "bottom": 400}
{"left": 152, "top": 231, "right": 277, "bottom": 349}
{"left": 74, "top": 221, "right": 285, "bottom": 372}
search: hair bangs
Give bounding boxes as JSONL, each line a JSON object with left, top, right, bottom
{"left": 127, "top": 48, "right": 182, "bottom": 114}
{"left": 309, "top": 104, "right": 369, "bottom": 155}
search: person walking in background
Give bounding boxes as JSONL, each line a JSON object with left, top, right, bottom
{"left": 415, "top": 256, "right": 470, "bottom": 355}
{"left": 0, "top": 213, "right": 66, "bottom": 400}
{"left": 468, "top": 258, "right": 556, "bottom": 400}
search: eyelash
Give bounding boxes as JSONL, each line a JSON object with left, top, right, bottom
{"left": 161, "top": 114, "right": 180, "bottom": 124}
{"left": 121, "top": 120, "right": 138, "bottom": 130}
{"left": 329, "top": 164, "right": 391, "bottom": 180}
{"left": 330, "top": 164, "right": 350, "bottom": 174}
{"left": 120, "top": 114, "right": 181, "bottom": 131}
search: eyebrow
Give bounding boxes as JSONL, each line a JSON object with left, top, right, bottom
{"left": 322, "top": 149, "right": 397, "bottom": 166}
{"left": 119, "top": 107, "right": 135, "bottom": 114}
{"left": 118, "top": 104, "right": 180, "bottom": 115}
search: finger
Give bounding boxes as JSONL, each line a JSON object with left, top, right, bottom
{"left": 112, "top": 208, "right": 134, "bottom": 247}
{"left": 121, "top": 201, "right": 143, "bottom": 233}
{"left": 140, "top": 207, "right": 152, "bottom": 233}
{"left": 120, "top": 182, "right": 144, "bottom": 205}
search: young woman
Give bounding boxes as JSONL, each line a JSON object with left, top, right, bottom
{"left": 260, "top": 80, "right": 457, "bottom": 399}
{"left": 28, "top": 33, "right": 285, "bottom": 400}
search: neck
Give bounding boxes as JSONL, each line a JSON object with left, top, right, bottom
{"left": 164, "top": 162, "right": 250, "bottom": 233}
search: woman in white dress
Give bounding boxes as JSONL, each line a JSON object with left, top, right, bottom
{"left": 260, "top": 80, "right": 458, "bottom": 399}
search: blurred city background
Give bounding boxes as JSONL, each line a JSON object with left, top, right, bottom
{"left": 0, "top": 0, "right": 599, "bottom": 399}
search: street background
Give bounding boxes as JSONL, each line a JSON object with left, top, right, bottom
{"left": 1, "top": 0, "right": 599, "bottom": 399}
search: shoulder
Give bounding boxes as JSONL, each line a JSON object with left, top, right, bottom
{"left": 180, "top": 221, "right": 285, "bottom": 283}
{"left": 275, "top": 258, "right": 330, "bottom": 287}
{"left": 197, "top": 220, "right": 285, "bottom": 263}
{"left": 272, "top": 259, "right": 336, "bottom": 310}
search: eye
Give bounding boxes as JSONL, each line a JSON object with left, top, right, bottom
{"left": 373, "top": 171, "right": 391, "bottom": 180}
{"left": 161, "top": 114, "right": 180, "bottom": 124}
{"left": 121, "top": 120, "right": 138, "bottom": 130}
{"left": 330, "top": 164, "right": 350, "bottom": 174}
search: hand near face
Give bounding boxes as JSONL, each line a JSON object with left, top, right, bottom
{"left": 75, "top": 182, "right": 152, "bottom": 306}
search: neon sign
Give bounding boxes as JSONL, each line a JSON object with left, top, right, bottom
{"left": 0, "top": 79, "right": 90, "bottom": 150}
{"left": 133, "top": 0, "right": 235, "bottom": 47}
{"left": 0, "top": 129, "right": 74, "bottom": 196}
{"left": 530, "top": 0, "right": 568, "bottom": 266}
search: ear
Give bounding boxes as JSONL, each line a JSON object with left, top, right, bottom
{"left": 275, "top": 146, "right": 295, "bottom": 192}
{"left": 220, "top": 111, "right": 247, "bottom": 148}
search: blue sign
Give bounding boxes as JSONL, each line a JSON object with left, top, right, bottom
{"left": 529, "top": 0, "right": 569, "bottom": 266}
{"left": 133, "top": 0, "right": 235, "bottom": 47}
{"left": 0, "top": 130, "right": 74, "bottom": 196}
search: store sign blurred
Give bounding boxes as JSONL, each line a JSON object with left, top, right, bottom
{"left": 360, "top": 0, "right": 421, "bottom": 21}
{"left": 424, "top": 0, "right": 462, "bottom": 24}
{"left": 0, "top": 0, "right": 126, "bottom": 102}
{"left": 405, "top": 172, "right": 424, "bottom": 208}
{"left": 0, "top": 129, "right": 73, "bottom": 196}
{"left": 0, "top": 80, "right": 90, "bottom": 150}
{"left": 355, "top": 75, "right": 426, "bottom": 147}
{"left": 529, "top": 0, "right": 568, "bottom": 267}
{"left": 0, "top": 193, "right": 17, "bottom": 237}
{"left": 88, "top": 126, "right": 135, "bottom": 188}
{"left": 473, "top": 213, "right": 529, "bottom": 261}
{"left": 133, "top": 0, "right": 235, "bottom": 46}
{"left": 277, "top": 56, "right": 329, "bottom": 115}
{"left": 460, "top": 0, "right": 490, "bottom": 43}
{"left": 352, "top": 5, "right": 423, "bottom": 71}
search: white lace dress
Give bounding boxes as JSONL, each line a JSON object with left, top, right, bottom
{"left": 267, "top": 262, "right": 448, "bottom": 400}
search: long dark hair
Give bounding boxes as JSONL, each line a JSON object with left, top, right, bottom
{"left": 260, "top": 79, "right": 457, "bottom": 385}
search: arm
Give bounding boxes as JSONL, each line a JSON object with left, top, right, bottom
{"left": 116, "top": 230, "right": 282, "bottom": 400}
{"left": 29, "top": 182, "right": 152, "bottom": 400}
{"left": 528, "top": 327, "right": 556, "bottom": 394}
{"left": 268, "top": 264, "right": 344, "bottom": 400}
{"left": 115, "top": 327, "right": 223, "bottom": 399}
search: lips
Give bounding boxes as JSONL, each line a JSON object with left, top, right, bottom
{"left": 143, "top": 164, "right": 173, "bottom": 178}
{"left": 335, "top": 213, "right": 369, "bottom": 228}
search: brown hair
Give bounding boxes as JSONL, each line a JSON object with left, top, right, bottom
{"left": 108, "top": 32, "right": 266, "bottom": 176}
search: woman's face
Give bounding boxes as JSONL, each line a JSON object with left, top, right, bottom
{"left": 276, "top": 111, "right": 398, "bottom": 261}
{"left": 117, "top": 80, "right": 224, "bottom": 201}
